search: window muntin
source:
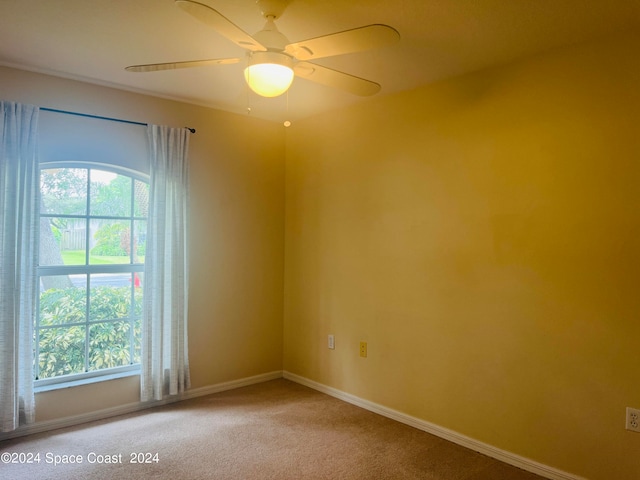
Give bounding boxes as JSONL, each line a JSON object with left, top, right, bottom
{"left": 36, "top": 164, "right": 148, "bottom": 385}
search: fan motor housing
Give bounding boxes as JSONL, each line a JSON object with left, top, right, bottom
{"left": 247, "top": 50, "right": 293, "bottom": 69}
{"left": 253, "top": 18, "right": 290, "bottom": 50}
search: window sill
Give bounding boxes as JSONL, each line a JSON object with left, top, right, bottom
{"left": 35, "top": 366, "right": 140, "bottom": 393}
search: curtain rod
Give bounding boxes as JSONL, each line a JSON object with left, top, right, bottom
{"left": 40, "top": 107, "right": 196, "bottom": 134}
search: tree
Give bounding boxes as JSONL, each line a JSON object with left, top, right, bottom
{"left": 90, "top": 173, "right": 131, "bottom": 216}
{"left": 91, "top": 223, "right": 128, "bottom": 256}
{"left": 39, "top": 168, "right": 87, "bottom": 288}
{"left": 39, "top": 211, "right": 72, "bottom": 289}
{"left": 40, "top": 167, "right": 87, "bottom": 215}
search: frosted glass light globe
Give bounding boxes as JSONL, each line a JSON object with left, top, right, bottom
{"left": 244, "top": 51, "right": 294, "bottom": 97}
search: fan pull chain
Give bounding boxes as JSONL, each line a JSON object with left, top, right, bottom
{"left": 283, "top": 89, "right": 291, "bottom": 127}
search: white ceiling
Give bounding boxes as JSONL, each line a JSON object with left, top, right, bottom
{"left": 1, "top": 0, "right": 638, "bottom": 123}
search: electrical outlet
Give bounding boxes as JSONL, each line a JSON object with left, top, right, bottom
{"left": 626, "top": 407, "right": 640, "bottom": 432}
{"left": 328, "top": 335, "right": 335, "bottom": 349}
{"left": 359, "top": 341, "right": 367, "bottom": 358}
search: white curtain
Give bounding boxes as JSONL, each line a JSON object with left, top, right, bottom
{"left": 0, "top": 101, "right": 39, "bottom": 432}
{"left": 141, "top": 124, "right": 191, "bottom": 402}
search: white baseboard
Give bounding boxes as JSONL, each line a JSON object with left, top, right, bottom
{"left": 0, "top": 370, "right": 283, "bottom": 442}
{"left": 179, "top": 370, "right": 283, "bottom": 400}
{"left": 283, "top": 371, "right": 587, "bottom": 480}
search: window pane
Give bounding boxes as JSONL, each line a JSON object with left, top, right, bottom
{"left": 134, "top": 179, "right": 149, "bottom": 217}
{"left": 90, "top": 170, "right": 131, "bottom": 217}
{"left": 88, "top": 321, "right": 132, "bottom": 371}
{"left": 37, "top": 164, "right": 147, "bottom": 382}
{"left": 133, "top": 220, "right": 146, "bottom": 263}
{"left": 89, "top": 281, "right": 131, "bottom": 321}
{"left": 39, "top": 275, "right": 87, "bottom": 326}
{"left": 38, "top": 326, "right": 85, "bottom": 379}
{"left": 90, "top": 219, "right": 131, "bottom": 264}
{"left": 39, "top": 217, "right": 86, "bottom": 266}
{"left": 40, "top": 168, "right": 87, "bottom": 215}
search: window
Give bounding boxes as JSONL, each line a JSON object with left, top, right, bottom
{"left": 36, "top": 163, "right": 148, "bottom": 387}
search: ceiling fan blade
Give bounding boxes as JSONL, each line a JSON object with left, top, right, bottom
{"left": 294, "top": 62, "right": 381, "bottom": 96}
{"left": 175, "top": 0, "right": 266, "bottom": 52}
{"left": 125, "top": 58, "right": 240, "bottom": 72}
{"left": 285, "top": 24, "right": 399, "bottom": 61}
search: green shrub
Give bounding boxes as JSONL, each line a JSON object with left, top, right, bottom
{"left": 91, "top": 223, "right": 128, "bottom": 256}
{"left": 38, "top": 286, "right": 142, "bottom": 379}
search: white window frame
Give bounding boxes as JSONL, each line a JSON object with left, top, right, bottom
{"left": 35, "top": 161, "right": 148, "bottom": 391}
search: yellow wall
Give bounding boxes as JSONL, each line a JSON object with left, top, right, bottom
{"left": 284, "top": 31, "right": 640, "bottom": 480}
{"left": 0, "top": 67, "right": 285, "bottom": 421}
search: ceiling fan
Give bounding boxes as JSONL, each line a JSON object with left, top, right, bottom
{"left": 126, "top": 0, "right": 400, "bottom": 98}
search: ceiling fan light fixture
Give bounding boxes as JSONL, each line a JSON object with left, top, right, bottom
{"left": 244, "top": 51, "right": 294, "bottom": 97}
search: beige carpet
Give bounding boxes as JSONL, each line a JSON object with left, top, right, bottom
{"left": 0, "top": 379, "right": 545, "bottom": 479}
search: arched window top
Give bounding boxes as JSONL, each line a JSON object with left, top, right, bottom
{"left": 40, "top": 160, "right": 148, "bottom": 182}
{"left": 40, "top": 162, "right": 149, "bottom": 221}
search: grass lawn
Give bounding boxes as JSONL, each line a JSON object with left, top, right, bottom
{"left": 61, "top": 250, "right": 144, "bottom": 265}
